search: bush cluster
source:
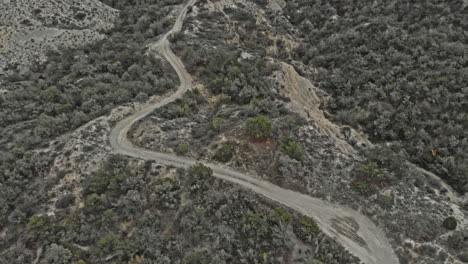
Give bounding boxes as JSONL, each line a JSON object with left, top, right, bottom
{"left": 213, "top": 143, "right": 235, "bottom": 163}
{"left": 246, "top": 115, "right": 272, "bottom": 141}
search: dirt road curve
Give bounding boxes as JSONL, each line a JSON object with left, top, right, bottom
{"left": 109, "top": 0, "right": 399, "bottom": 263}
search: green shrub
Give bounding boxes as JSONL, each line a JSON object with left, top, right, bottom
{"left": 83, "top": 193, "right": 109, "bottom": 215}
{"left": 246, "top": 116, "right": 272, "bottom": 141}
{"left": 313, "top": 236, "right": 360, "bottom": 263}
{"left": 273, "top": 208, "right": 291, "bottom": 225}
{"left": 97, "top": 233, "right": 119, "bottom": 252}
{"left": 88, "top": 171, "right": 127, "bottom": 197}
{"left": 282, "top": 140, "right": 305, "bottom": 161}
{"left": 364, "top": 145, "right": 408, "bottom": 176}
{"left": 294, "top": 216, "right": 320, "bottom": 241}
{"left": 241, "top": 212, "right": 272, "bottom": 244}
{"left": 175, "top": 143, "right": 189, "bottom": 156}
{"left": 355, "top": 162, "right": 388, "bottom": 181}
{"left": 442, "top": 216, "right": 458, "bottom": 230}
{"left": 208, "top": 77, "right": 228, "bottom": 94}
{"left": 154, "top": 177, "right": 177, "bottom": 186}
{"left": 186, "top": 163, "right": 214, "bottom": 191}
{"left": 213, "top": 143, "right": 235, "bottom": 162}
{"left": 207, "top": 116, "right": 226, "bottom": 134}
{"left": 27, "top": 215, "right": 55, "bottom": 241}
{"left": 351, "top": 179, "right": 376, "bottom": 197}
{"left": 44, "top": 243, "right": 72, "bottom": 264}
{"left": 95, "top": 233, "right": 133, "bottom": 260}
{"left": 298, "top": 217, "right": 320, "bottom": 235}
{"left": 108, "top": 173, "right": 126, "bottom": 195}
{"left": 103, "top": 209, "right": 118, "bottom": 224}
{"left": 351, "top": 162, "right": 388, "bottom": 197}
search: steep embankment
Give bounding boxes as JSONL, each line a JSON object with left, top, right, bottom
{"left": 274, "top": 62, "right": 372, "bottom": 153}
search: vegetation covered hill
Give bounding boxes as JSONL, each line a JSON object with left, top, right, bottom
{"left": 0, "top": 0, "right": 359, "bottom": 263}
{"left": 283, "top": 0, "right": 468, "bottom": 193}
{"left": 0, "top": 0, "right": 181, "bottom": 155}
{"left": 2, "top": 153, "right": 359, "bottom": 264}
{"left": 1, "top": 0, "right": 468, "bottom": 263}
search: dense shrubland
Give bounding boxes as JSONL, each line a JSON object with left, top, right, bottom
{"left": 174, "top": 41, "right": 280, "bottom": 105}
{"left": 2, "top": 156, "right": 359, "bottom": 263}
{"left": 133, "top": 37, "right": 315, "bottom": 182}
{"left": 0, "top": 0, "right": 182, "bottom": 156}
{"left": 0, "top": 0, "right": 181, "bottom": 261}
{"left": 0, "top": 152, "right": 54, "bottom": 231}
{"left": 132, "top": 35, "right": 297, "bottom": 160}
{"left": 283, "top": 0, "right": 468, "bottom": 193}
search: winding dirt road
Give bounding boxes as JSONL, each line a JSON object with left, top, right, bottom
{"left": 109, "top": 1, "right": 399, "bottom": 263}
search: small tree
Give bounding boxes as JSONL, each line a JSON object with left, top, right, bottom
{"left": 442, "top": 216, "right": 457, "bottom": 230}
{"left": 356, "top": 162, "right": 388, "bottom": 181}
{"left": 246, "top": 116, "right": 272, "bottom": 141}
{"left": 282, "top": 140, "right": 305, "bottom": 161}
{"left": 83, "top": 193, "right": 109, "bottom": 215}
{"left": 294, "top": 216, "right": 320, "bottom": 242}
{"left": 176, "top": 143, "right": 189, "bottom": 155}
{"left": 213, "top": 143, "right": 234, "bottom": 162}
{"left": 351, "top": 179, "right": 376, "bottom": 197}
{"left": 186, "top": 163, "right": 214, "bottom": 191}
{"left": 208, "top": 116, "right": 226, "bottom": 134}
{"left": 274, "top": 208, "right": 291, "bottom": 225}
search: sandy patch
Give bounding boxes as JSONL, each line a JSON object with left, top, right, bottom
{"left": 274, "top": 62, "right": 371, "bottom": 153}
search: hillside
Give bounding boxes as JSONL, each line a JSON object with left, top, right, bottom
{"left": 0, "top": 0, "right": 467, "bottom": 264}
